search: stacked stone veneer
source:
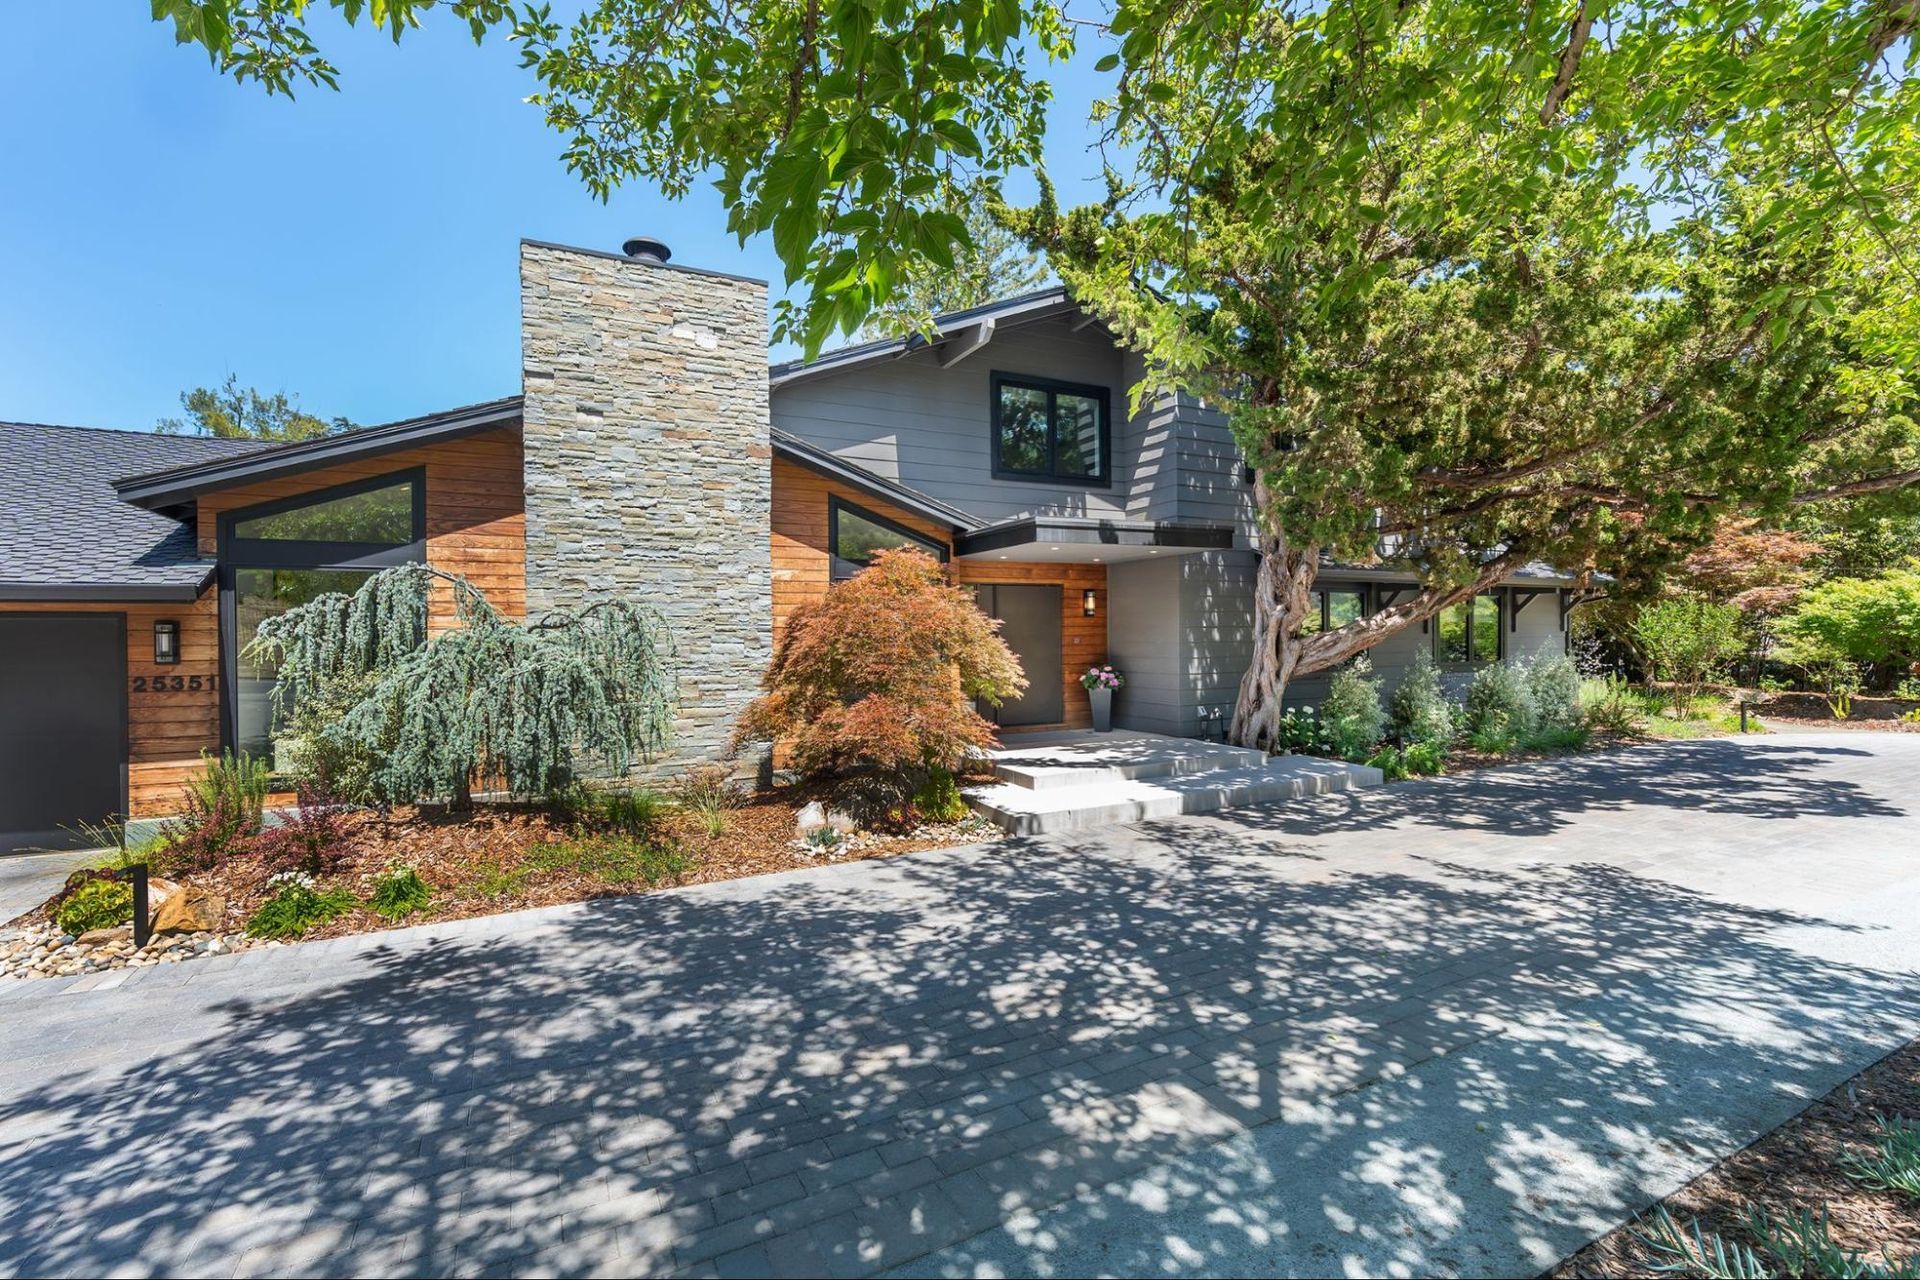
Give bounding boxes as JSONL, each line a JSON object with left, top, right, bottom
{"left": 519, "top": 240, "right": 772, "bottom": 775}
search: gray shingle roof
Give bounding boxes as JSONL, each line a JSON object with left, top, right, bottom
{"left": 0, "top": 423, "right": 266, "bottom": 600}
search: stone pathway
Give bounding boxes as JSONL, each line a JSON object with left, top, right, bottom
{"left": 1, "top": 734, "right": 1917, "bottom": 1279}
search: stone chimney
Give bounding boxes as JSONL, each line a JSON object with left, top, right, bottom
{"left": 519, "top": 238, "right": 772, "bottom": 774}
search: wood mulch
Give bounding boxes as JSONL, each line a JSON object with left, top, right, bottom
{"left": 1554, "top": 1040, "right": 1920, "bottom": 1276}
{"left": 18, "top": 792, "right": 1004, "bottom": 943}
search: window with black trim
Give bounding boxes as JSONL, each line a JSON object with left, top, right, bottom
{"left": 991, "top": 373, "right": 1110, "bottom": 485}
{"left": 829, "top": 497, "right": 948, "bottom": 581}
{"left": 219, "top": 468, "right": 428, "bottom": 762}
{"left": 1298, "top": 587, "right": 1366, "bottom": 635}
{"left": 1435, "top": 594, "right": 1502, "bottom": 666}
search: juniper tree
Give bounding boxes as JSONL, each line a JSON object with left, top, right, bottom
{"left": 247, "top": 564, "right": 675, "bottom": 806}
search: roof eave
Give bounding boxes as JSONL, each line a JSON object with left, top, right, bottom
{"left": 113, "top": 397, "right": 524, "bottom": 509}
{"left": 0, "top": 576, "right": 212, "bottom": 604}
{"left": 770, "top": 431, "right": 982, "bottom": 532}
{"left": 768, "top": 288, "right": 1081, "bottom": 390}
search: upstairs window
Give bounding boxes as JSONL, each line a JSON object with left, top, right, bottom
{"left": 992, "top": 374, "right": 1110, "bottom": 486}
{"left": 1298, "top": 587, "right": 1367, "bottom": 635}
{"left": 829, "top": 497, "right": 948, "bottom": 581}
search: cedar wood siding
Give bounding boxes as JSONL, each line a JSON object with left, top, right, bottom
{"left": 770, "top": 456, "right": 1107, "bottom": 734}
{"left": 12, "top": 426, "right": 532, "bottom": 819}
{"left": 0, "top": 595, "right": 219, "bottom": 816}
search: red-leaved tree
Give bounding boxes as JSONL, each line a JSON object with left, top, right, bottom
{"left": 733, "top": 549, "right": 1026, "bottom": 813}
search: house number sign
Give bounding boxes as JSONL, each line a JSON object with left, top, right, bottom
{"left": 130, "top": 674, "right": 218, "bottom": 694}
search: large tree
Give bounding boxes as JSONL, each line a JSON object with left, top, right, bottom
{"left": 153, "top": 0, "right": 1920, "bottom": 746}
{"left": 157, "top": 372, "right": 350, "bottom": 440}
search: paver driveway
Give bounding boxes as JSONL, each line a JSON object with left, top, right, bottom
{"left": 2, "top": 734, "right": 1917, "bottom": 1279}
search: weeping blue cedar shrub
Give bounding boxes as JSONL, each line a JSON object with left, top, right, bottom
{"left": 247, "top": 565, "right": 675, "bottom": 805}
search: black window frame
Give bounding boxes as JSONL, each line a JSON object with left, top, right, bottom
{"left": 1433, "top": 591, "right": 1505, "bottom": 667}
{"left": 989, "top": 372, "right": 1113, "bottom": 488}
{"left": 216, "top": 467, "right": 428, "bottom": 753}
{"left": 827, "top": 495, "right": 950, "bottom": 582}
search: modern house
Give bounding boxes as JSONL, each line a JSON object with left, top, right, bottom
{"left": 0, "top": 237, "right": 1574, "bottom": 850}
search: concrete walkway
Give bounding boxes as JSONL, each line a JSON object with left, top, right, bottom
{"left": 0, "top": 847, "right": 100, "bottom": 926}
{"left": 1, "top": 734, "right": 1917, "bottom": 1279}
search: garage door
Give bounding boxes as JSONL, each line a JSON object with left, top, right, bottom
{"left": 0, "top": 614, "right": 126, "bottom": 853}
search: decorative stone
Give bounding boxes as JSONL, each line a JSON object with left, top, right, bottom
{"left": 152, "top": 888, "right": 226, "bottom": 935}
{"left": 76, "top": 927, "right": 131, "bottom": 946}
{"left": 795, "top": 801, "right": 828, "bottom": 836}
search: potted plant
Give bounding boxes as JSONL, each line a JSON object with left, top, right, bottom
{"left": 1080, "top": 664, "right": 1124, "bottom": 732}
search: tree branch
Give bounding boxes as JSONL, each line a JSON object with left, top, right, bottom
{"left": 1793, "top": 467, "right": 1920, "bottom": 504}
{"left": 1538, "top": 1, "right": 1594, "bottom": 125}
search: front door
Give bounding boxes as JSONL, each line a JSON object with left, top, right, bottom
{"left": 974, "top": 584, "right": 1063, "bottom": 727}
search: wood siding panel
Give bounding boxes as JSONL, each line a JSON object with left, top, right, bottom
{"left": 195, "top": 426, "right": 527, "bottom": 629}
{"left": 953, "top": 561, "right": 1108, "bottom": 731}
{"left": 0, "top": 595, "right": 220, "bottom": 816}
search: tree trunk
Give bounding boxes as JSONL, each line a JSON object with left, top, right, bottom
{"left": 1230, "top": 509, "right": 1320, "bottom": 749}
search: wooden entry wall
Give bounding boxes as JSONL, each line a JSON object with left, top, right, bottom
{"left": 953, "top": 562, "right": 1107, "bottom": 731}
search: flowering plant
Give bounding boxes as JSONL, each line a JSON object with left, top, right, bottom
{"left": 1080, "top": 664, "right": 1125, "bottom": 691}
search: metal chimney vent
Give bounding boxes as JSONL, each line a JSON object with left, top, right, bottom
{"left": 622, "top": 236, "right": 672, "bottom": 264}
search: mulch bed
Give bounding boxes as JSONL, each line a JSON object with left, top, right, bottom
{"left": 1554, "top": 1040, "right": 1920, "bottom": 1276}
{"left": 1755, "top": 692, "right": 1920, "bottom": 723}
{"left": 10, "top": 792, "right": 1003, "bottom": 944}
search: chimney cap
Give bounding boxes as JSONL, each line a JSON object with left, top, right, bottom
{"left": 622, "top": 236, "right": 672, "bottom": 264}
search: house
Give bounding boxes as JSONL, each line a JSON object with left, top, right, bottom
{"left": 0, "top": 237, "right": 1575, "bottom": 850}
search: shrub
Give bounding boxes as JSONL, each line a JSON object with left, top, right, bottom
{"left": 1838, "top": 1111, "right": 1920, "bottom": 1201}
{"left": 1630, "top": 598, "right": 1743, "bottom": 715}
{"left": 1525, "top": 651, "right": 1583, "bottom": 733}
{"left": 598, "top": 786, "right": 671, "bottom": 838}
{"left": 245, "top": 873, "right": 355, "bottom": 939}
{"left": 1319, "top": 657, "right": 1387, "bottom": 760}
{"left": 369, "top": 866, "right": 432, "bottom": 921}
{"left": 1464, "top": 661, "right": 1536, "bottom": 746}
{"left": 55, "top": 879, "right": 134, "bottom": 936}
{"left": 911, "top": 767, "right": 970, "bottom": 823}
{"left": 1776, "top": 566, "right": 1920, "bottom": 681}
{"left": 1363, "top": 746, "right": 1407, "bottom": 781}
{"left": 1389, "top": 650, "right": 1457, "bottom": 746}
{"left": 1580, "top": 674, "right": 1644, "bottom": 734}
{"left": 1401, "top": 740, "right": 1448, "bottom": 776}
{"left": 159, "top": 787, "right": 256, "bottom": 876}
{"left": 187, "top": 751, "right": 271, "bottom": 836}
{"left": 733, "top": 549, "right": 1025, "bottom": 817}
{"left": 252, "top": 785, "right": 351, "bottom": 877}
{"left": 1275, "top": 707, "right": 1327, "bottom": 754}
{"left": 1527, "top": 723, "right": 1593, "bottom": 753}
{"left": 675, "top": 764, "right": 742, "bottom": 837}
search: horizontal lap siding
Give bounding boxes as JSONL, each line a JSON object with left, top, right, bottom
{"left": 195, "top": 427, "right": 527, "bottom": 628}
{"left": 0, "top": 595, "right": 220, "bottom": 816}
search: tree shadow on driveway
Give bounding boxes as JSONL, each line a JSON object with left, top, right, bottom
{"left": 0, "top": 739, "right": 1913, "bottom": 1279}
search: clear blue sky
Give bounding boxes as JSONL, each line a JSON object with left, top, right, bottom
{"left": 0, "top": 15, "right": 1109, "bottom": 433}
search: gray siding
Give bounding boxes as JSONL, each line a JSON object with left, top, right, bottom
{"left": 771, "top": 316, "right": 1137, "bottom": 525}
{"left": 1107, "top": 550, "right": 1258, "bottom": 738}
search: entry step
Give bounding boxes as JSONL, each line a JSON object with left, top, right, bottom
{"left": 968, "top": 732, "right": 1383, "bottom": 835}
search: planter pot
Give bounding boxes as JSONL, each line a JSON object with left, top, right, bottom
{"left": 1087, "top": 685, "right": 1114, "bottom": 732}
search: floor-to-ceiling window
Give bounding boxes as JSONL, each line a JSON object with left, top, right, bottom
{"left": 219, "top": 470, "right": 426, "bottom": 765}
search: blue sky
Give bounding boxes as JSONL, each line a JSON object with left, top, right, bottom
{"left": 0, "top": 15, "right": 1108, "bottom": 433}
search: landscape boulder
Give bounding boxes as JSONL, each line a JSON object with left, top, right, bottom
{"left": 152, "top": 887, "right": 226, "bottom": 935}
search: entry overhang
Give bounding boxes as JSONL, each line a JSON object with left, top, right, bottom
{"left": 956, "top": 516, "right": 1236, "bottom": 563}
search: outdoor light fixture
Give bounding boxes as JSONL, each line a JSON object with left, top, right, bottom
{"left": 153, "top": 620, "right": 181, "bottom": 665}
{"left": 1083, "top": 589, "right": 1098, "bottom": 616}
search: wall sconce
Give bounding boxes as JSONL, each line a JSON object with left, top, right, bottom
{"left": 1082, "top": 590, "right": 1098, "bottom": 617}
{"left": 153, "top": 620, "right": 181, "bottom": 665}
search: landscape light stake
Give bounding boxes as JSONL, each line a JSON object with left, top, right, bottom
{"left": 131, "top": 863, "right": 150, "bottom": 949}
{"left": 1739, "top": 700, "right": 1751, "bottom": 734}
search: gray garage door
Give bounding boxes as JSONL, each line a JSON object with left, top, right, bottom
{"left": 0, "top": 614, "right": 126, "bottom": 853}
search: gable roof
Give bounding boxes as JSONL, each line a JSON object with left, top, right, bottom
{"left": 0, "top": 423, "right": 266, "bottom": 601}
{"left": 114, "top": 396, "right": 524, "bottom": 510}
{"left": 767, "top": 287, "right": 1086, "bottom": 390}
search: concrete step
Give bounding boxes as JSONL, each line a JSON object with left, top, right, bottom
{"left": 989, "top": 731, "right": 1268, "bottom": 791}
{"left": 967, "top": 754, "right": 1383, "bottom": 836}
